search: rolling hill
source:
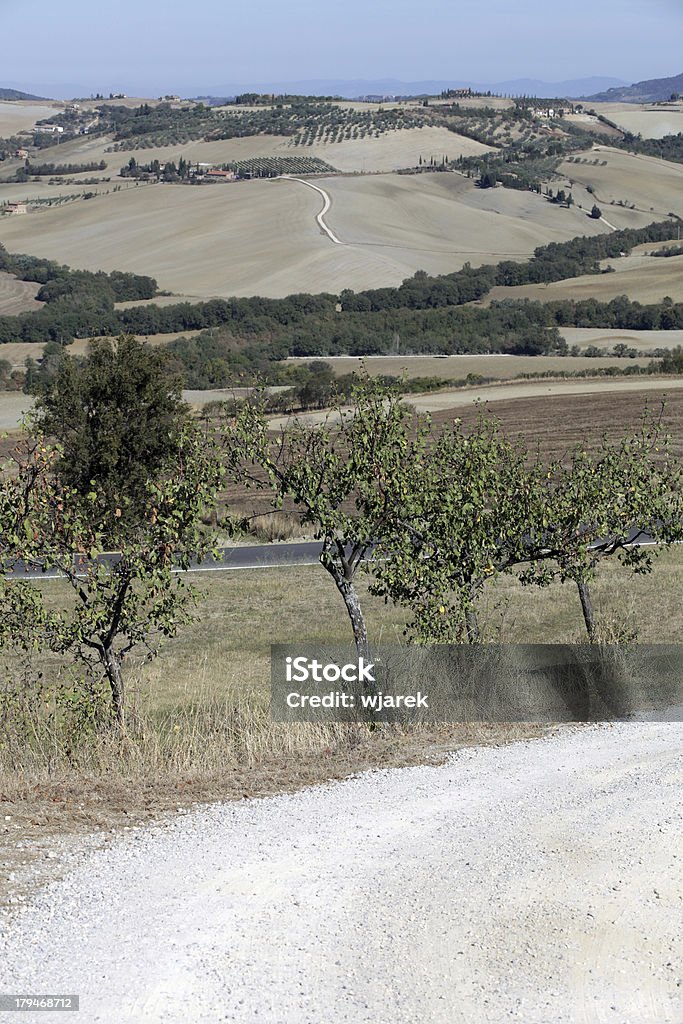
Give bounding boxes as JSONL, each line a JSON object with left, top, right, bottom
{"left": 0, "top": 87, "right": 48, "bottom": 101}
{"left": 588, "top": 71, "right": 683, "bottom": 103}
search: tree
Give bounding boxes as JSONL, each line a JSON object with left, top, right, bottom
{"left": 519, "top": 408, "right": 683, "bottom": 640}
{"left": 224, "top": 377, "right": 425, "bottom": 657}
{"left": 590, "top": 205, "right": 602, "bottom": 219}
{"left": 32, "top": 335, "right": 189, "bottom": 528}
{"left": 0, "top": 424, "right": 224, "bottom": 723}
{"left": 370, "top": 413, "right": 546, "bottom": 643}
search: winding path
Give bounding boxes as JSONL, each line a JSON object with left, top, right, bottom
{"left": 285, "top": 176, "right": 344, "bottom": 244}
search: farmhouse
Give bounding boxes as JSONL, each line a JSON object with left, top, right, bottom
{"left": 1, "top": 202, "right": 28, "bottom": 216}
{"left": 33, "top": 124, "right": 64, "bottom": 135}
{"left": 204, "top": 168, "right": 236, "bottom": 182}
{"left": 14, "top": 148, "right": 29, "bottom": 159}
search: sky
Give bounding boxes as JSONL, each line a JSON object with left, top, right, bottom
{"left": 2, "top": 0, "right": 682, "bottom": 97}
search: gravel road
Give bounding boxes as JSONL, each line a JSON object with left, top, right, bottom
{"left": 0, "top": 723, "right": 681, "bottom": 1024}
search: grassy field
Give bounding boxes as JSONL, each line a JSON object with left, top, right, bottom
{"left": 0, "top": 172, "right": 616, "bottom": 298}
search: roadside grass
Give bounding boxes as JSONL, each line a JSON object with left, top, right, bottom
{"left": 0, "top": 548, "right": 680, "bottom": 904}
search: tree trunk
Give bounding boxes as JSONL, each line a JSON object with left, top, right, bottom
{"left": 465, "top": 607, "right": 481, "bottom": 644}
{"left": 329, "top": 571, "right": 369, "bottom": 662}
{"left": 577, "top": 580, "right": 597, "bottom": 642}
{"left": 102, "top": 647, "right": 125, "bottom": 724}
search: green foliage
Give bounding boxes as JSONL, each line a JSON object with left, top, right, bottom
{"left": 224, "top": 376, "right": 426, "bottom": 654}
{"left": 32, "top": 335, "right": 189, "bottom": 524}
{"left": 370, "top": 413, "right": 546, "bottom": 642}
{"left": 0, "top": 424, "right": 224, "bottom": 722}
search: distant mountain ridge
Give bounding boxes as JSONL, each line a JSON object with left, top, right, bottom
{"left": 0, "top": 87, "right": 48, "bottom": 101}
{"left": 192, "top": 76, "right": 627, "bottom": 101}
{"left": 587, "top": 71, "right": 683, "bottom": 103}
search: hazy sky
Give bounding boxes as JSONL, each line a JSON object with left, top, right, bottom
{"left": 3, "top": 0, "right": 681, "bottom": 96}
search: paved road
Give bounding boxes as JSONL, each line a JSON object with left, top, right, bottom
{"left": 0, "top": 723, "right": 680, "bottom": 1023}
{"left": 6, "top": 542, "right": 324, "bottom": 580}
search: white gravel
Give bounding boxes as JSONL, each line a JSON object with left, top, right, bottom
{"left": 0, "top": 723, "right": 681, "bottom": 1024}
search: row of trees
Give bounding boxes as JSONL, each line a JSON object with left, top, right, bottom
{"left": 227, "top": 380, "right": 682, "bottom": 658}
{"left": 1, "top": 337, "right": 680, "bottom": 726}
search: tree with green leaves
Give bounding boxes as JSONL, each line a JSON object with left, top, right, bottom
{"left": 0, "top": 423, "right": 224, "bottom": 724}
{"left": 519, "top": 408, "right": 683, "bottom": 640}
{"left": 32, "top": 334, "right": 189, "bottom": 528}
{"left": 370, "top": 412, "right": 547, "bottom": 643}
{"left": 224, "top": 377, "right": 426, "bottom": 657}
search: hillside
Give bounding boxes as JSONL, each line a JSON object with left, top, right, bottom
{"left": 588, "top": 71, "right": 683, "bottom": 103}
{"left": 0, "top": 87, "right": 47, "bottom": 101}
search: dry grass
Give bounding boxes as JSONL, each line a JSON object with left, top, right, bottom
{"left": 0, "top": 101, "right": 60, "bottom": 137}
{"left": 0, "top": 273, "right": 42, "bottom": 316}
{"left": 287, "top": 354, "right": 656, "bottom": 380}
{"left": 0, "top": 538, "right": 680, "bottom": 905}
{"left": 0, "top": 171, "right": 614, "bottom": 299}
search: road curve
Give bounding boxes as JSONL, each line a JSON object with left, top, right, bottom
{"left": 1, "top": 723, "right": 680, "bottom": 1023}
{"left": 286, "top": 176, "right": 344, "bottom": 244}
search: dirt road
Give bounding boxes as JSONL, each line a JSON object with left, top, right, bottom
{"left": 0, "top": 723, "right": 680, "bottom": 1023}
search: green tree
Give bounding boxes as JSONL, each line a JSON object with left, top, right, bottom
{"left": 371, "top": 413, "right": 546, "bottom": 643}
{"left": 520, "top": 409, "right": 683, "bottom": 640}
{"left": 0, "top": 424, "right": 224, "bottom": 723}
{"left": 590, "top": 204, "right": 602, "bottom": 219}
{"left": 224, "top": 377, "right": 425, "bottom": 657}
{"left": 32, "top": 335, "right": 188, "bottom": 527}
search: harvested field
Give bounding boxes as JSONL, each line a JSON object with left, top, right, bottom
{"left": 405, "top": 377, "right": 683, "bottom": 414}
{"left": 268, "top": 379, "right": 683, "bottom": 431}
{"left": 431, "top": 387, "right": 683, "bottom": 462}
{"left": 0, "top": 173, "right": 614, "bottom": 298}
{"left": 0, "top": 273, "right": 42, "bottom": 315}
{"left": 594, "top": 102, "right": 683, "bottom": 139}
{"left": 301, "top": 127, "right": 494, "bottom": 172}
{"left": 27, "top": 126, "right": 491, "bottom": 176}
{"left": 0, "top": 101, "right": 60, "bottom": 136}
{"left": 483, "top": 254, "right": 683, "bottom": 305}
{"left": 560, "top": 327, "right": 683, "bottom": 352}
{"left": 559, "top": 146, "right": 683, "bottom": 218}
{"left": 0, "top": 392, "right": 34, "bottom": 430}
{"left": 286, "top": 354, "right": 653, "bottom": 379}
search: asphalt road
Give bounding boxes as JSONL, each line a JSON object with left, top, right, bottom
{"left": 6, "top": 542, "right": 325, "bottom": 580}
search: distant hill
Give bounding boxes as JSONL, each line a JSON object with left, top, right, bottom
{"left": 0, "top": 87, "right": 48, "bottom": 101}
{"left": 192, "top": 76, "right": 628, "bottom": 102}
{"left": 587, "top": 71, "right": 683, "bottom": 103}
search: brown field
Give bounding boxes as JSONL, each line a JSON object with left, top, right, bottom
{"left": 405, "top": 377, "right": 683, "bottom": 414}
{"left": 558, "top": 146, "right": 683, "bottom": 219}
{"left": 17, "top": 125, "right": 492, "bottom": 178}
{"left": 0, "top": 272, "right": 42, "bottom": 315}
{"left": 484, "top": 253, "right": 683, "bottom": 305}
{"left": 286, "top": 354, "right": 654, "bottom": 378}
{"left": 0, "top": 172, "right": 615, "bottom": 298}
{"left": 431, "top": 387, "right": 683, "bottom": 461}
{"left": 592, "top": 102, "right": 683, "bottom": 140}
{"left": 0, "top": 101, "right": 61, "bottom": 137}
{"left": 300, "top": 126, "right": 494, "bottom": 172}
{"left": 268, "top": 379, "right": 683, "bottom": 431}
{"left": 560, "top": 328, "right": 683, "bottom": 352}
